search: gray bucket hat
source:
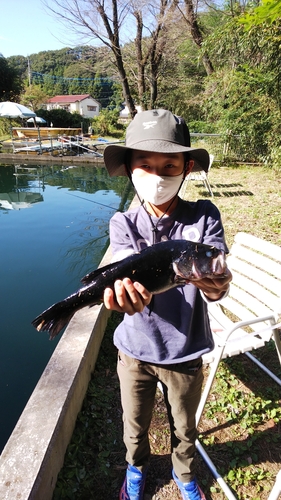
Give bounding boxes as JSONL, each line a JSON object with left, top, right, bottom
{"left": 103, "top": 108, "right": 210, "bottom": 176}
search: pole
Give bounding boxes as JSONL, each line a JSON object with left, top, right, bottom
{"left": 27, "top": 56, "right": 31, "bottom": 86}
{"left": 37, "top": 127, "right": 42, "bottom": 154}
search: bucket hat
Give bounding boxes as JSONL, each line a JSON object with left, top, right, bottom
{"left": 103, "top": 108, "right": 210, "bottom": 176}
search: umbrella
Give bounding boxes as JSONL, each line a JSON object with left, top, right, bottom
{"left": 27, "top": 116, "right": 46, "bottom": 124}
{"left": 0, "top": 101, "right": 37, "bottom": 137}
{"left": 0, "top": 101, "right": 36, "bottom": 119}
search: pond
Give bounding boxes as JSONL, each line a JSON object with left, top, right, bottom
{"left": 0, "top": 161, "right": 134, "bottom": 453}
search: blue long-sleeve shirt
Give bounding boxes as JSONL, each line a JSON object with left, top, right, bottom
{"left": 109, "top": 198, "right": 228, "bottom": 364}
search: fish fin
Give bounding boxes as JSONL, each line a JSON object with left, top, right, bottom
{"left": 32, "top": 305, "right": 75, "bottom": 340}
{"left": 81, "top": 261, "right": 117, "bottom": 285}
{"left": 174, "top": 275, "right": 188, "bottom": 285}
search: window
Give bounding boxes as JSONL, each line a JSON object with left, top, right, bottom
{"left": 87, "top": 106, "right": 97, "bottom": 111}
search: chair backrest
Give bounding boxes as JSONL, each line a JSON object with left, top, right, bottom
{"left": 206, "top": 231, "right": 281, "bottom": 360}
{"left": 223, "top": 232, "right": 281, "bottom": 329}
{"left": 189, "top": 153, "right": 214, "bottom": 180}
{"left": 179, "top": 153, "right": 214, "bottom": 197}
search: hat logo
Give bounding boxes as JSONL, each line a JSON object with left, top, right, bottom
{"left": 143, "top": 120, "right": 157, "bottom": 130}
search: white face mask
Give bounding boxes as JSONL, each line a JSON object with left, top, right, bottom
{"left": 131, "top": 171, "right": 185, "bottom": 205}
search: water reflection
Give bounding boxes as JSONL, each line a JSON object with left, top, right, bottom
{"left": 0, "top": 191, "right": 44, "bottom": 210}
{"left": 0, "top": 162, "right": 134, "bottom": 453}
{"left": 0, "top": 165, "right": 44, "bottom": 210}
{"left": 61, "top": 179, "right": 132, "bottom": 278}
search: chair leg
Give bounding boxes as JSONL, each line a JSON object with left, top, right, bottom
{"left": 203, "top": 177, "right": 213, "bottom": 197}
{"left": 195, "top": 440, "right": 237, "bottom": 500}
{"left": 179, "top": 178, "right": 190, "bottom": 199}
{"left": 272, "top": 328, "right": 281, "bottom": 365}
{"left": 195, "top": 347, "right": 237, "bottom": 498}
{"left": 268, "top": 470, "right": 281, "bottom": 500}
{"left": 196, "top": 344, "right": 225, "bottom": 426}
{"left": 244, "top": 352, "right": 281, "bottom": 387}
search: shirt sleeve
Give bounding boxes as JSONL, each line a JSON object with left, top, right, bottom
{"left": 109, "top": 212, "right": 137, "bottom": 262}
{"left": 200, "top": 285, "right": 230, "bottom": 304}
{"left": 201, "top": 201, "right": 229, "bottom": 254}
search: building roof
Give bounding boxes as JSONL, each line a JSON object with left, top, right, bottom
{"left": 47, "top": 94, "right": 94, "bottom": 103}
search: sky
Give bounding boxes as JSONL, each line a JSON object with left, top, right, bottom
{"left": 0, "top": 0, "right": 80, "bottom": 58}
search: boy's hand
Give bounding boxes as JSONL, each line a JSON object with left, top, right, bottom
{"left": 193, "top": 268, "right": 232, "bottom": 301}
{"left": 104, "top": 278, "right": 152, "bottom": 315}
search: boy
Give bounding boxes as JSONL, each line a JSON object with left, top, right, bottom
{"left": 103, "top": 109, "right": 232, "bottom": 500}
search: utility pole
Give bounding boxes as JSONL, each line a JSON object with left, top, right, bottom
{"left": 27, "top": 56, "right": 31, "bottom": 86}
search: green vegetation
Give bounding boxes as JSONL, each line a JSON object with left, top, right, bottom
{"left": 92, "top": 109, "right": 125, "bottom": 138}
{"left": 53, "top": 164, "right": 281, "bottom": 499}
{"left": 6, "top": 46, "right": 115, "bottom": 108}
{"left": 0, "top": 1, "right": 280, "bottom": 168}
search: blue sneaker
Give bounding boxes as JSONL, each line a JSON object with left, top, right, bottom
{"left": 172, "top": 469, "right": 206, "bottom": 500}
{"left": 119, "top": 464, "right": 147, "bottom": 500}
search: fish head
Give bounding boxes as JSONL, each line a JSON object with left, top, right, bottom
{"left": 173, "top": 244, "right": 227, "bottom": 281}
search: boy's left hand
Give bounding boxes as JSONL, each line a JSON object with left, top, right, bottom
{"left": 193, "top": 268, "right": 232, "bottom": 301}
{"left": 103, "top": 278, "right": 152, "bottom": 314}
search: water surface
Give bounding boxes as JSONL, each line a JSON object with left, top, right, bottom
{"left": 0, "top": 162, "right": 133, "bottom": 452}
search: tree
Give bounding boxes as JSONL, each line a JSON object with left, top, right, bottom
{"left": 131, "top": 0, "right": 173, "bottom": 109}
{"left": 173, "top": 0, "right": 214, "bottom": 75}
{"left": 0, "top": 55, "right": 23, "bottom": 102}
{"left": 20, "top": 84, "right": 49, "bottom": 111}
{"left": 92, "top": 108, "right": 124, "bottom": 136}
{"left": 197, "top": 3, "right": 281, "bottom": 160}
{"left": 43, "top": 0, "right": 136, "bottom": 116}
{"left": 43, "top": 0, "right": 174, "bottom": 114}
{"left": 239, "top": 0, "right": 281, "bottom": 28}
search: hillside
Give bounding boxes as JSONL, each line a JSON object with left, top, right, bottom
{"left": 7, "top": 45, "right": 116, "bottom": 107}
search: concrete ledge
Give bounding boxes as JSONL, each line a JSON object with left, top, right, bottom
{"left": 0, "top": 250, "right": 113, "bottom": 500}
{"left": 0, "top": 153, "right": 104, "bottom": 165}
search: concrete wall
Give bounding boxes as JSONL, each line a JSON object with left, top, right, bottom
{"left": 0, "top": 249, "right": 113, "bottom": 500}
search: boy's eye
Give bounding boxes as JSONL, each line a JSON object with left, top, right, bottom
{"left": 139, "top": 164, "right": 175, "bottom": 171}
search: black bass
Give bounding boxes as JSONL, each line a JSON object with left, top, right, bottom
{"left": 32, "top": 240, "right": 226, "bottom": 339}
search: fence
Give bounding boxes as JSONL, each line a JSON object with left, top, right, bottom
{"left": 190, "top": 132, "right": 255, "bottom": 163}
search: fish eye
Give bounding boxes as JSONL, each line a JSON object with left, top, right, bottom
{"left": 206, "top": 250, "right": 213, "bottom": 258}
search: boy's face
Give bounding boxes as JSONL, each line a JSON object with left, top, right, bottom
{"left": 130, "top": 150, "right": 190, "bottom": 178}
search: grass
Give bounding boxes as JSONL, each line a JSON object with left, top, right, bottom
{"left": 53, "top": 163, "right": 281, "bottom": 500}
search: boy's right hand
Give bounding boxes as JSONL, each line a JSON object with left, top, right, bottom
{"left": 103, "top": 278, "right": 152, "bottom": 315}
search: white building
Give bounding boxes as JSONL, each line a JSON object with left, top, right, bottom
{"left": 46, "top": 94, "right": 100, "bottom": 118}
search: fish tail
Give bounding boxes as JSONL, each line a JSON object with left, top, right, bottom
{"left": 32, "top": 303, "right": 76, "bottom": 340}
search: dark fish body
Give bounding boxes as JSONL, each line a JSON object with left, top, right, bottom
{"left": 32, "top": 240, "right": 226, "bottom": 339}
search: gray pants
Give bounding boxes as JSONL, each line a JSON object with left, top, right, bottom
{"left": 117, "top": 350, "right": 203, "bottom": 482}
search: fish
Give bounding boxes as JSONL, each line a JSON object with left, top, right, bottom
{"left": 32, "top": 239, "right": 226, "bottom": 340}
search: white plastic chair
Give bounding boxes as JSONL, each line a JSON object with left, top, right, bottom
{"left": 180, "top": 154, "right": 214, "bottom": 197}
{"left": 268, "top": 470, "right": 281, "bottom": 500}
{"left": 195, "top": 232, "right": 281, "bottom": 499}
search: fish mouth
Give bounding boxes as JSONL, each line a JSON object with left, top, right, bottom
{"left": 173, "top": 251, "right": 227, "bottom": 281}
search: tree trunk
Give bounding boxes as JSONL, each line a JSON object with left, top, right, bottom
{"left": 150, "top": 37, "right": 163, "bottom": 108}
{"left": 182, "top": 0, "right": 214, "bottom": 75}
{"left": 148, "top": 0, "right": 169, "bottom": 107}
{"left": 114, "top": 45, "right": 137, "bottom": 118}
{"left": 134, "top": 10, "right": 149, "bottom": 110}
{"left": 97, "top": 0, "right": 136, "bottom": 118}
